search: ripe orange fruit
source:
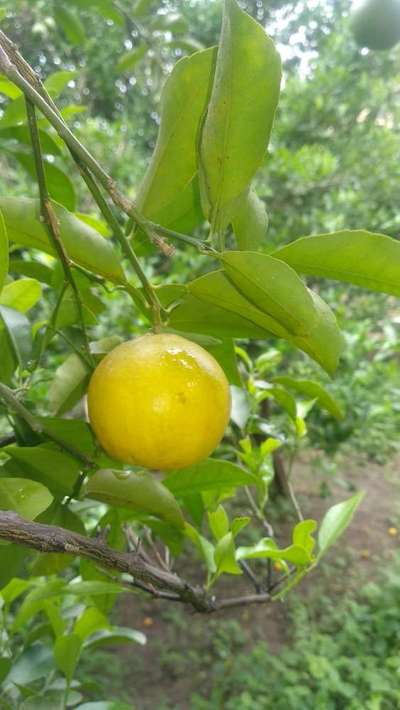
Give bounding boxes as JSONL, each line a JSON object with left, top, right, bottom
{"left": 350, "top": 0, "right": 400, "bottom": 50}
{"left": 87, "top": 333, "right": 231, "bottom": 470}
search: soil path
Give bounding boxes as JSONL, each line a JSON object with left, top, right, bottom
{"left": 113, "top": 453, "right": 400, "bottom": 709}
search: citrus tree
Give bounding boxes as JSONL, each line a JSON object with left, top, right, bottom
{"left": 0, "top": 0, "right": 399, "bottom": 703}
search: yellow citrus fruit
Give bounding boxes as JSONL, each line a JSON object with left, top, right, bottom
{"left": 87, "top": 333, "right": 231, "bottom": 470}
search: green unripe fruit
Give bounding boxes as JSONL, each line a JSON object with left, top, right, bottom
{"left": 350, "top": 0, "right": 400, "bottom": 50}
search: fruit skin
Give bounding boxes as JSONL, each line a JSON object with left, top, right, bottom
{"left": 350, "top": 0, "right": 400, "bottom": 50}
{"left": 87, "top": 333, "right": 231, "bottom": 471}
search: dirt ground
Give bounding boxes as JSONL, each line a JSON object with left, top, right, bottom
{"left": 112, "top": 452, "right": 400, "bottom": 709}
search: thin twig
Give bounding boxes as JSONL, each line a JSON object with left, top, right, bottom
{"left": 238, "top": 560, "right": 263, "bottom": 594}
{"left": 24, "top": 98, "right": 94, "bottom": 365}
{"left": 0, "top": 34, "right": 174, "bottom": 257}
{"left": 71, "top": 155, "right": 163, "bottom": 326}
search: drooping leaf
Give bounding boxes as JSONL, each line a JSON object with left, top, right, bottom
{"left": 86, "top": 469, "right": 185, "bottom": 529}
{"left": 0, "top": 208, "right": 8, "bottom": 294}
{"left": 0, "top": 478, "right": 53, "bottom": 520}
{"left": 48, "top": 353, "right": 91, "bottom": 416}
{"left": 221, "top": 251, "right": 318, "bottom": 336}
{"left": 200, "top": 0, "right": 281, "bottom": 233}
{"left": 232, "top": 189, "right": 269, "bottom": 250}
{"left": 273, "top": 230, "right": 400, "bottom": 296}
{"left": 272, "top": 376, "right": 344, "bottom": 420}
{"left": 318, "top": 491, "right": 365, "bottom": 558}
{"left": 0, "top": 278, "right": 42, "bottom": 313}
{"left": 0, "top": 197, "right": 124, "bottom": 283}
{"left": 291, "top": 291, "right": 345, "bottom": 376}
{"left": 136, "top": 47, "right": 216, "bottom": 234}
{"left": 163, "top": 459, "right": 256, "bottom": 496}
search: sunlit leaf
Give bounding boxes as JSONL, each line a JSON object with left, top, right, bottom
{"left": 318, "top": 491, "right": 365, "bottom": 558}
{"left": 0, "top": 478, "right": 53, "bottom": 520}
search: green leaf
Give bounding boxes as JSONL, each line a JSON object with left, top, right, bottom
{"left": 44, "top": 70, "right": 77, "bottom": 98}
{"left": 318, "top": 491, "right": 365, "bottom": 558}
{"left": 0, "top": 657, "right": 11, "bottom": 683}
{"left": 9, "top": 151, "right": 76, "bottom": 210}
{"left": 9, "top": 259, "right": 53, "bottom": 285}
{"left": 221, "top": 251, "right": 318, "bottom": 336}
{"left": 231, "top": 516, "right": 250, "bottom": 537}
{"left": 236, "top": 538, "right": 312, "bottom": 566}
{"left": 293, "top": 519, "right": 317, "bottom": 555}
{"left": 0, "top": 545, "right": 28, "bottom": 588}
{"left": 259, "top": 385, "right": 297, "bottom": 422}
{"left": 232, "top": 189, "right": 269, "bottom": 250}
{"left": 214, "top": 532, "right": 242, "bottom": 576}
{"left": 0, "top": 79, "right": 21, "bottom": 99}
{"left": 0, "top": 278, "right": 42, "bottom": 313}
{"left": 54, "top": 6, "right": 86, "bottom": 45}
{"left": 54, "top": 633, "right": 82, "bottom": 682}
{"left": 1, "top": 577, "right": 31, "bottom": 605}
{"left": 0, "top": 305, "right": 32, "bottom": 368}
{"left": 39, "top": 418, "right": 95, "bottom": 458}
{"left": 0, "top": 96, "right": 26, "bottom": 129}
{"left": 116, "top": 44, "right": 147, "bottom": 74}
{"left": 65, "top": 580, "right": 126, "bottom": 597}
{"left": 0, "top": 197, "right": 125, "bottom": 283}
{"left": 292, "top": 291, "right": 344, "bottom": 375}
{"left": 0, "top": 478, "right": 52, "bottom": 520}
{"left": 83, "top": 627, "right": 146, "bottom": 649}
{"left": 0, "top": 208, "right": 8, "bottom": 294}
{"left": 136, "top": 47, "right": 216, "bottom": 234}
{"left": 168, "top": 289, "right": 268, "bottom": 339}
{"left": 0, "top": 126, "right": 62, "bottom": 155}
{"left": 184, "top": 523, "right": 216, "bottom": 573}
{"left": 86, "top": 469, "right": 185, "bottom": 529}
{"left": 4, "top": 444, "right": 81, "bottom": 498}
{"left": 272, "top": 376, "right": 343, "bottom": 420}
{"left": 200, "top": 0, "right": 281, "bottom": 232}
{"left": 48, "top": 353, "right": 91, "bottom": 416}
{"left": 76, "top": 703, "right": 132, "bottom": 710}
{"left": 273, "top": 229, "right": 400, "bottom": 297}
{"left": 208, "top": 505, "right": 230, "bottom": 541}
{"left": 74, "top": 607, "right": 109, "bottom": 642}
{"left": 163, "top": 459, "right": 256, "bottom": 496}
{"left": 187, "top": 270, "right": 288, "bottom": 338}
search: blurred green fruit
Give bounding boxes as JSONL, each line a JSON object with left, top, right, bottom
{"left": 350, "top": 0, "right": 400, "bottom": 50}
